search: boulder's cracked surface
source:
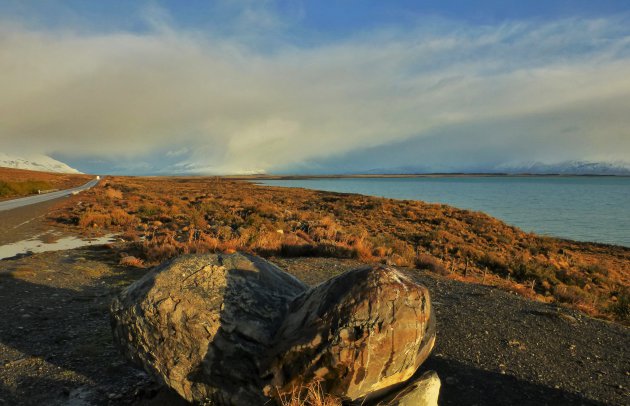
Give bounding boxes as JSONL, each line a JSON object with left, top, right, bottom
{"left": 111, "top": 253, "right": 307, "bottom": 404}
{"left": 111, "top": 253, "right": 436, "bottom": 405}
{"left": 264, "top": 265, "right": 436, "bottom": 402}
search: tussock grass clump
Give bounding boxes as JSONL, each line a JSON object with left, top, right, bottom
{"left": 609, "top": 289, "right": 629, "bottom": 323}
{"left": 110, "top": 209, "right": 137, "bottom": 227}
{"left": 277, "top": 381, "right": 341, "bottom": 406}
{"left": 415, "top": 253, "right": 448, "bottom": 275}
{"left": 119, "top": 255, "right": 145, "bottom": 268}
{"left": 78, "top": 211, "right": 112, "bottom": 228}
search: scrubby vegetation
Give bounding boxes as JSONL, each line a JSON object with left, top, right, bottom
{"left": 50, "top": 176, "right": 630, "bottom": 324}
{"left": 0, "top": 180, "right": 53, "bottom": 197}
{"left": 0, "top": 167, "right": 92, "bottom": 199}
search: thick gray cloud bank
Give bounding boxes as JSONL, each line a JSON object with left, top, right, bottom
{"left": 1, "top": 14, "right": 630, "bottom": 174}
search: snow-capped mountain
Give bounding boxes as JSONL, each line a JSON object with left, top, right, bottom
{"left": 361, "top": 161, "right": 630, "bottom": 175}
{"left": 496, "top": 161, "right": 630, "bottom": 175}
{"left": 0, "top": 153, "right": 81, "bottom": 174}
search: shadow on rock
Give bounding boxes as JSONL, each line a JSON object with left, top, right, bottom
{"left": 111, "top": 252, "right": 307, "bottom": 404}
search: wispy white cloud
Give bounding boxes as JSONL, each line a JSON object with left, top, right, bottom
{"left": 1, "top": 8, "right": 629, "bottom": 174}
{"left": 166, "top": 147, "right": 190, "bottom": 157}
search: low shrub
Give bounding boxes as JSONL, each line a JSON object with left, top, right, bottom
{"left": 415, "top": 253, "right": 448, "bottom": 275}
{"left": 119, "top": 256, "right": 145, "bottom": 268}
{"left": 78, "top": 211, "right": 111, "bottom": 228}
{"left": 0, "top": 180, "right": 53, "bottom": 197}
{"left": 478, "top": 253, "right": 510, "bottom": 276}
{"left": 104, "top": 188, "right": 123, "bottom": 199}
{"left": 111, "top": 209, "right": 137, "bottom": 227}
{"left": 609, "top": 290, "right": 629, "bottom": 323}
{"left": 553, "top": 285, "right": 593, "bottom": 305}
{"left": 137, "top": 204, "right": 161, "bottom": 218}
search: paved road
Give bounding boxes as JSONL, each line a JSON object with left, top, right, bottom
{"left": 0, "top": 178, "right": 99, "bottom": 212}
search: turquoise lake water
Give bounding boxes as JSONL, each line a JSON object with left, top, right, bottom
{"left": 258, "top": 177, "right": 630, "bottom": 247}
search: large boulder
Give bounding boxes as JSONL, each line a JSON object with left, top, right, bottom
{"left": 110, "top": 253, "right": 308, "bottom": 404}
{"left": 263, "top": 265, "right": 436, "bottom": 402}
{"left": 111, "top": 253, "right": 437, "bottom": 405}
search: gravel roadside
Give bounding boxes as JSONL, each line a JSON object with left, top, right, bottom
{"left": 274, "top": 257, "right": 630, "bottom": 406}
{"left": 0, "top": 249, "right": 627, "bottom": 405}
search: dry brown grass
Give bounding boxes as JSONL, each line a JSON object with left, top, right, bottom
{"left": 78, "top": 211, "right": 112, "bottom": 228}
{"left": 0, "top": 167, "right": 92, "bottom": 199}
{"left": 110, "top": 208, "right": 137, "bottom": 227}
{"left": 104, "top": 187, "right": 123, "bottom": 199}
{"left": 415, "top": 253, "right": 448, "bottom": 275}
{"left": 277, "top": 381, "right": 342, "bottom": 406}
{"left": 119, "top": 255, "right": 145, "bottom": 268}
{"left": 49, "top": 175, "right": 630, "bottom": 324}
{"left": 0, "top": 267, "right": 37, "bottom": 279}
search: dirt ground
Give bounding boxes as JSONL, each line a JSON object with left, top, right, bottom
{"left": 0, "top": 245, "right": 627, "bottom": 405}
{"left": 0, "top": 200, "right": 68, "bottom": 247}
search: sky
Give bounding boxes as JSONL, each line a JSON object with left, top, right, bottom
{"left": 1, "top": 0, "right": 630, "bottom": 174}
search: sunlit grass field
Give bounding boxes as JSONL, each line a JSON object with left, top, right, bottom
{"left": 47, "top": 175, "right": 630, "bottom": 324}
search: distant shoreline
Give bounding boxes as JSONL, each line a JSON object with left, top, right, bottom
{"left": 225, "top": 173, "right": 629, "bottom": 180}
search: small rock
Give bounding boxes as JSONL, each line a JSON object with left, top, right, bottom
{"left": 559, "top": 313, "right": 578, "bottom": 324}
{"left": 507, "top": 339, "right": 526, "bottom": 350}
{"left": 377, "top": 371, "right": 441, "bottom": 406}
